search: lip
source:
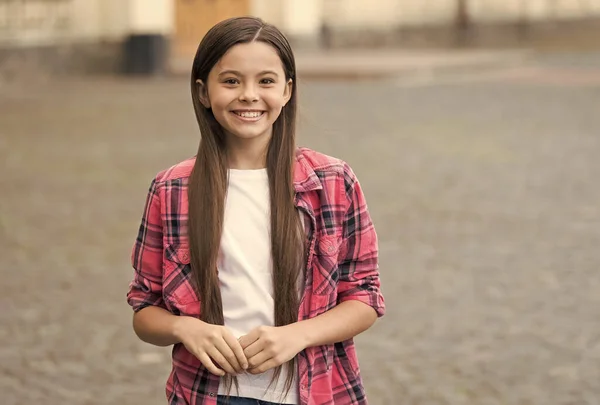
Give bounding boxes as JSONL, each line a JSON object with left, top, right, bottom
{"left": 230, "top": 110, "right": 265, "bottom": 122}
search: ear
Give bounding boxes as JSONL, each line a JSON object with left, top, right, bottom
{"left": 283, "top": 78, "right": 293, "bottom": 106}
{"left": 196, "top": 79, "right": 211, "bottom": 108}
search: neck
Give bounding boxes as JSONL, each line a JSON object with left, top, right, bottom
{"left": 225, "top": 132, "right": 271, "bottom": 170}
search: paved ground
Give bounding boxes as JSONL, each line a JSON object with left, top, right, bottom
{"left": 2, "top": 50, "right": 600, "bottom": 405}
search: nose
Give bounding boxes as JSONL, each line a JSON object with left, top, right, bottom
{"left": 239, "top": 83, "right": 259, "bottom": 103}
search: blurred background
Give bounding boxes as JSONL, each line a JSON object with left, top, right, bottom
{"left": 2, "top": 1, "right": 600, "bottom": 404}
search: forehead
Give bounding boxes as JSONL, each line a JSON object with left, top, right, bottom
{"left": 212, "top": 41, "right": 284, "bottom": 75}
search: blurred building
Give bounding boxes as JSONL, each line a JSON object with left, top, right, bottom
{"left": 321, "top": 0, "right": 600, "bottom": 48}
{"left": 1, "top": 0, "right": 600, "bottom": 78}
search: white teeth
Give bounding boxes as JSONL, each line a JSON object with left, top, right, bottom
{"left": 235, "top": 111, "right": 262, "bottom": 118}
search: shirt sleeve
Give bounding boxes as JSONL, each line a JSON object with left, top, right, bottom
{"left": 127, "top": 178, "right": 166, "bottom": 312}
{"left": 337, "top": 164, "right": 386, "bottom": 317}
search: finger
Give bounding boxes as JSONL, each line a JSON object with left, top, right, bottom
{"left": 243, "top": 339, "right": 264, "bottom": 359}
{"left": 222, "top": 333, "right": 248, "bottom": 370}
{"left": 248, "top": 358, "right": 279, "bottom": 375}
{"left": 196, "top": 352, "right": 225, "bottom": 376}
{"left": 247, "top": 350, "right": 272, "bottom": 370}
{"left": 214, "top": 339, "right": 244, "bottom": 373}
{"left": 238, "top": 328, "right": 260, "bottom": 348}
{"left": 207, "top": 347, "right": 238, "bottom": 375}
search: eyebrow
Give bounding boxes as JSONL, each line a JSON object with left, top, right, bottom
{"left": 218, "top": 70, "right": 280, "bottom": 77}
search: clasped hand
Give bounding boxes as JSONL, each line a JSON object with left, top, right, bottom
{"left": 238, "top": 325, "right": 305, "bottom": 375}
{"left": 180, "top": 318, "right": 305, "bottom": 376}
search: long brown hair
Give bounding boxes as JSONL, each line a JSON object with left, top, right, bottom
{"left": 188, "top": 17, "right": 304, "bottom": 396}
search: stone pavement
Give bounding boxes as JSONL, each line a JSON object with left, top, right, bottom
{"left": 2, "top": 51, "right": 600, "bottom": 405}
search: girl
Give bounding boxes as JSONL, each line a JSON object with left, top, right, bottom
{"left": 127, "top": 16, "right": 385, "bottom": 405}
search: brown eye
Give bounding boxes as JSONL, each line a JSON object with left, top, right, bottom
{"left": 224, "top": 78, "right": 239, "bottom": 85}
{"left": 260, "top": 78, "right": 275, "bottom": 85}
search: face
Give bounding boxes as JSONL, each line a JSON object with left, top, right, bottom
{"left": 197, "top": 41, "right": 292, "bottom": 147}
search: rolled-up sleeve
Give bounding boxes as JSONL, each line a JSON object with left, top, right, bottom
{"left": 337, "top": 165, "right": 385, "bottom": 317}
{"left": 127, "top": 178, "right": 165, "bottom": 312}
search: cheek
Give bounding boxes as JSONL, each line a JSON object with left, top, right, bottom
{"left": 264, "top": 94, "right": 287, "bottom": 110}
{"left": 209, "top": 96, "right": 226, "bottom": 111}
{"left": 207, "top": 89, "right": 233, "bottom": 110}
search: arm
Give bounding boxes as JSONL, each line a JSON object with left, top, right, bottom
{"left": 240, "top": 302, "right": 377, "bottom": 374}
{"left": 291, "top": 165, "right": 384, "bottom": 346}
{"left": 128, "top": 178, "right": 175, "bottom": 346}
{"left": 133, "top": 305, "right": 186, "bottom": 347}
{"left": 335, "top": 164, "right": 385, "bottom": 315}
{"left": 288, "top": 300, "right": 377, "bottom": 348}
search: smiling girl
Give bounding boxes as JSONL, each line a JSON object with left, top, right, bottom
{"left": 127, "top": 17, "right": 385, "bottom": 405}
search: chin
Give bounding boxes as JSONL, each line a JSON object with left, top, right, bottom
{"left": 229, "top": 128, "right": 270, "bottom": 140}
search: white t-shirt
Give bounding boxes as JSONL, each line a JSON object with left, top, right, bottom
{"left": 217, "top": 168, "right": 298, "bottom": 404}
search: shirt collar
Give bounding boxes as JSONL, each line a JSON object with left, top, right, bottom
{"left": 293, "top": 149, "right": 322, "bottom": 193}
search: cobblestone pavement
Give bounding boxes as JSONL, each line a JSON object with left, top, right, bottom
{"left": 2, "top": 51, "right": 600, "bottom": 405}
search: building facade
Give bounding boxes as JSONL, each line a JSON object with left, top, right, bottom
{"left": 1, "top": 0, "right": 599, "bottom": 77}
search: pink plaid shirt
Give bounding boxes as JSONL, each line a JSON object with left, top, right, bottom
{"left": 127, "top": 147, "right": 385, "bottom": 405}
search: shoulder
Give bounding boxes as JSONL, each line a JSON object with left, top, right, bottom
{"left": 153, "top": 156, "right": 196, "bottom": 185}
{"left": 296, "top": 147, "right": 359, "bottom": 190}
{"left": 297, "top": 147, "right": 344, "bottom": 171}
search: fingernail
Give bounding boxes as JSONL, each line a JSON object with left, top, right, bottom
{"left": 243, "top": 364, "right": 248, "bottom": 369}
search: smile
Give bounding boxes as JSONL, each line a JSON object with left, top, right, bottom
{"left": 231, "top": 110, "right": 265, "bottom": 121}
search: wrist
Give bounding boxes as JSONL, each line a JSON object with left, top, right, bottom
{"left": 172, "top": 315, "right": 193, "bottom": 344}
{"left": 287, "top": 321, "right": 313, "bottom": 350}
